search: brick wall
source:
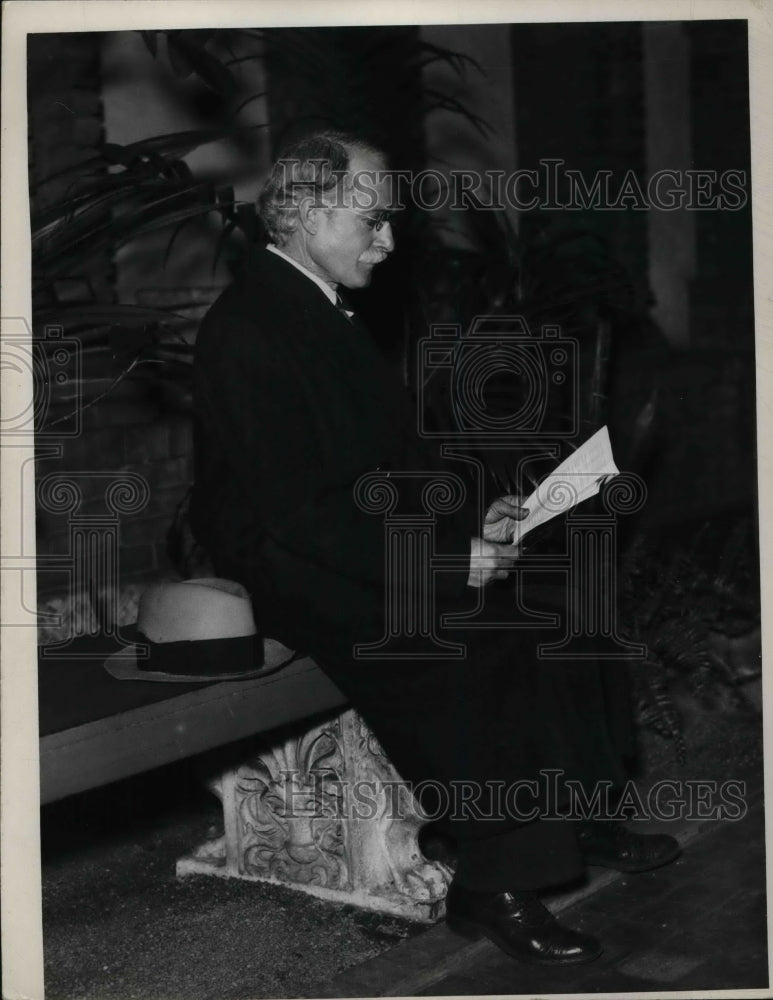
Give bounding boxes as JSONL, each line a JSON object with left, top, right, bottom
{"left": 36, "top": 395, "right": 194, "bottom": 594}
{"left": 28, "top": 33, "right": 230, "bottom": 624}
{"left": 35, "top": 290, "right": 221, "bottom": 608}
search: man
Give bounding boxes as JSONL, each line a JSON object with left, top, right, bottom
{"left": 191, "top": 131, "right": 679, "bottom": 966}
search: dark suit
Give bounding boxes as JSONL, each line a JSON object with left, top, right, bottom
{"left": 192, "top": 247, "right": 635, "bottom": 890}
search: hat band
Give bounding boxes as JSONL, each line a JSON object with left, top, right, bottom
{"left": 134, "top": 629, "right": 263, "bottom": 677}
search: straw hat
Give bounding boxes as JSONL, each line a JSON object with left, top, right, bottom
{"left": 103, "top": 578, "right": 296, "bottom": 683}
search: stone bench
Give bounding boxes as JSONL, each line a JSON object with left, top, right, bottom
{"left": 39, "top": 635, "right": 452, "bottom": 921}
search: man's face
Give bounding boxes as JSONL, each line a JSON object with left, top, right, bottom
{"left": 308, "top": 150, "right": 395, "bottom": 289}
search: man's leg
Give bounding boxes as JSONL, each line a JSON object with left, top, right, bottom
{"left": 444, "top": 806, "right": 680, "bottom": 965}
{"left": 576, "top": 817, "right": 682, "bottom": 872}
{"left": 313, "top": 629, "right": 677, "bottom": 966}
{"left": 453, "top": 816, "right": 584, "bottom": 891}
{"left": 445, "top": 819, "right": 601, "bottom": 965}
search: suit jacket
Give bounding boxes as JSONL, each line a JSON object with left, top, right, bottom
{"left": 192, "top": 248, "right": 637, "bottom": 807}
{"left": 191, "top": 248, "right": 479, "bottom": 658}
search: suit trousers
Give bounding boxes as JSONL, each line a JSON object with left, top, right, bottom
{"left": 313, "top": 583, "right": 636, "bottom": 893}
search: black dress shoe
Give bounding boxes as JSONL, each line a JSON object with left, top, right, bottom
{"left": 577, "top": 820, "right": 681, "bottom": 872}
{"left": 445, "top": 883, "right": 602, "bottom": 966}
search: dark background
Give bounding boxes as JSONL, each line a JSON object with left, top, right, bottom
{"left": 27, "top": 21, "right": 763, "bottom": 997}
{"left": 27, "top": 21, "right": 756, "bottom": 626}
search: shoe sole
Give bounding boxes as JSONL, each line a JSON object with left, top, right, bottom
{"left": 582, "top": 844, "right": 682, "bottom": 873}
{"left": 445, "top": 913, "right": 603, "bottom": 966}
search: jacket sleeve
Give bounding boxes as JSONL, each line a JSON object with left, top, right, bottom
{"left": 194, "top": 312, "right": 477, "bottom": 600}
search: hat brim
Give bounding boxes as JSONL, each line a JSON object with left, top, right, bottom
{"left": 104, "top": 636, "right": 298, "bottom": 683}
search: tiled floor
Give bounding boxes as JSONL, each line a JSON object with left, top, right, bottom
{"left": 420, "top": 794, "right": 768, "bottom": 995}
{"left": 318, "top": 783, "right": 768, "bottom": 998}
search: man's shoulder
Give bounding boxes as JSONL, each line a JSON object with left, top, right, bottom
{"left": 203, "top": 246, "right": 331, "bottom": 329}
{"left": 195, "top": 247, "right": 342, "bottom": 377}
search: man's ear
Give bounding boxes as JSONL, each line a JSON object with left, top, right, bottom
{"left": 297, "top": 197, "right": 321, "bottom": 235}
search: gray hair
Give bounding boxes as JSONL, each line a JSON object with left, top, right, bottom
{"left": 258, "top": 131, "right": 386, "bottom": 245}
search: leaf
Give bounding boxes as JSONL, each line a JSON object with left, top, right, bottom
{"left": 151, "top": 341, "right": 197, "bottom": 356}
{"left": 165, "top": 31, "right": 195, "bottom": 77}
{"left": 108, "top": 324, "right": 160, "bottom": 358}
{"left": 421, "top": 88, "right": 490, "bottom": 138}
{"left": 35, "top": 304, "right": 189, "bottom": 329}
{"left": 222, "top": 54, "right": 265, "bottom": 69}
{"left": 112, "top": 202, "right": 225, "bottom": 247}
{"left": 139, "top": 30, "right": 158, "bottom": 57}
{"left": 230, "top": 92, "right": 268, "bottom": 123}
{"left": 40, "top": 346, "right": 149, "bottom": 430}
{"left": 116, "top": 129, "right": 225, "bottom": 161}
{"left": 211, "top": 219, "right": 237, "bottom": 276}
{"left": 34, "top": 155, "right": 107, "bottom": 189}
{"left": 33, "top": 177, "right": 178, "bottom": 237}
{"left": 166, "top": 34, "right": 238, "bottom": 98}
{"left": 162, "top": 216, "right": 195, "bottom": 270}
{"left": 216, "top": 185, "right": 235, "bottom": 220}
{"left": 146, "top": 357, "right": 195, "bottom": 378}
{"left": 102, "top": 142, "right": 143, "bottom": 169}
{"left": 416, "top": 39, "right": 482, "bottom": 77}
{"left": 33, "top": 182, "right": 207, "bottom": 280}
{"left": 33, "top": 183, "right": 212, "bottom": 278}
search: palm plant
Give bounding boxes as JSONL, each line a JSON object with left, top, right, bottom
{"left": 30, "top": 28, "right": 274, "bottom": 423}
{"left": 30, "top": 27, "right": 487, "bottom": 424}
{"left": 32, "top": 134, "right": 265, "bottom": 423}
{"left": 620, "top": 517, "right": 760, "bottom": 762}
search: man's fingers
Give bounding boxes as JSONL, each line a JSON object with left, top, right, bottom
{"left": 488, "top": 497, "right": 529, "bottom": 520}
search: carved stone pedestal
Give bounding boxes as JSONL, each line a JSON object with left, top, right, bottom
{"left": 177, "top": 709, "right": 452, "bottom": 922}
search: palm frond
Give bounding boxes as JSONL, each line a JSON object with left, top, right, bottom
{"left": 165, "top": 33, "right": 239, "bottom": 98}
{"left": 35, "top": 303, "right": 190, "bottom": 330}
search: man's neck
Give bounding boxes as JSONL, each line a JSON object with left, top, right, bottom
{"left": 267, "top": 243, "right": 337, "bottom": 305}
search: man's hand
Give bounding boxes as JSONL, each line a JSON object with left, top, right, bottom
{"left": 467, "top": 537, "right": 521, "bottom": 588}
{"left": 483, "top": 495, "right": 529, "bottom": 543}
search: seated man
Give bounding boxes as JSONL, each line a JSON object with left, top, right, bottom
{"left": 190, "top": 130, "right": 679, "bottom": 966}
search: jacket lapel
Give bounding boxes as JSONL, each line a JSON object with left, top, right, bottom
{"left": 240, "top": 248, "right": 425, "bottom": 468}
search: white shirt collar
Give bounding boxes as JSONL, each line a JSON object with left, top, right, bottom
{"left": 267, "top": 243, "right": 337, "bottom": 306}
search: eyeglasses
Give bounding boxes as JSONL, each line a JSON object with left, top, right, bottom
{"left": 332, "top": 207, "right": 399, "bottom": 232}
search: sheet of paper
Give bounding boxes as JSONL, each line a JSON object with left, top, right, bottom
{"left": 511, "top": 425, "right": 620, "bottom": 545}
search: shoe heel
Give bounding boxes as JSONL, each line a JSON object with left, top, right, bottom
{"left": 445, "top": 912, "right": 483, "bottom": 941}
